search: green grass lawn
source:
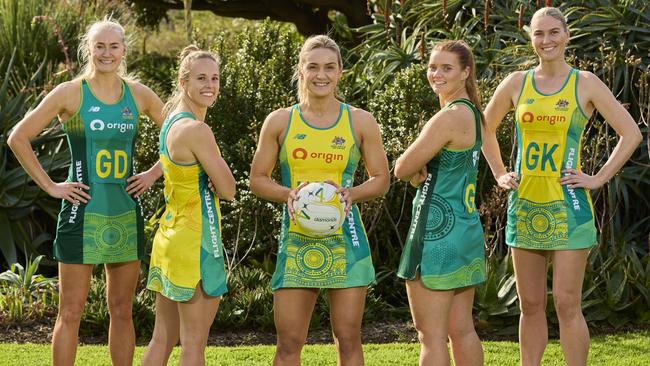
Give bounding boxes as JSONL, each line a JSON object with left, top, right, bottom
{"left": 1, "top": 332, "right": 648, "bottom": 365}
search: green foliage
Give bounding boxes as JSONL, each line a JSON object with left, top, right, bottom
{"left": 0, "top": 50, "right": 69, "bottom": 266}
{"left": 216, "top": 266, "right": 275, "bottom": 329}
{"left": 0, "top": 0, "right": 124, "bottom": 94}
{"left": 474, "top": 252, "right": 519, "bottom": 334}
{"left": 0, "top": 255, "right": 57, "bottom": 322}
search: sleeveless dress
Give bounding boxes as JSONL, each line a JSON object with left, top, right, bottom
{"left": 146, "top": 112, "right": 227, "bottom": 301}
{"left": 54, "top": 79, "right": 144, "bottom": 264}
{"left": 272, "top": 103, "right": 375, "bottom": 290}
{"left": 507, "top": 68, "right": 597, "bottom": 250}
{"left": 397, "top": 99, "right": 486, "bottom": 290}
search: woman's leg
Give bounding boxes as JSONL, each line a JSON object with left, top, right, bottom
{"left": 551, "top": 249, "right": 590, "bottom": 366}
{"left": 328, "top": 286, "right": 367, "bottom": 366}
{"left": 512, "top": 248, "right": 549, "bottom": 366}
{"left": 177, "top": 284, "right": 221, "bottom": 366}
{"left": 105, "top": 260, "right": 141, "bottom": 366}
{"left": 141, "top": 293, "right": 180, "bottom": 366}
{"left": 406, "top": 277, "right": 455, "bottom": 366}
{"left": 273, "top": 288, "right": 319, "bottom": 366}
{"left": 448, "top": 286, "right": 483, "bottom": 366}
{"left": 52, "top": 263, "right": 93, "bottom": 366}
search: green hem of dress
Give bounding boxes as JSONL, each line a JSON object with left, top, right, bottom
{"left": 146, "top": 266, "right": 197, "bottom": 302}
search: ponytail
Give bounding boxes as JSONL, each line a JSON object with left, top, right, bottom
{"left": 163, "top": 45, "right": 220, "bottom": 118}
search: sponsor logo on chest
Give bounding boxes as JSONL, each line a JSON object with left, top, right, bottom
{"left": 521, "top": 111, "right": 566, "bottom": 126}
{"left": 291, "top": 147, "right": 344, "bottom": 164}
{"left": 89, "top": 119, "right": 135, "bottom": 133}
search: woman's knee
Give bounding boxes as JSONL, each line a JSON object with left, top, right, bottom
{"left": 413, "top": 320, "right": 447, "bottom": 347}
{"left": 332, "top": 327, "right": 362, "bottom": 355}
{"left": 518, "top": 293, "right": 546, "bottom": 316}
{"left": 179, "top": 332, "right": 209, "bottom": 353}
{"left": 553, "top": 291, "right": 582, "bottom": 321}
{"left": 107, "top": 295, "right": 134, "bottom": 322}
{"left": 151, "top": 328, "right": 179, "bottom": 350}
{"left": 57, "top": 301, "right": 86, "bottom": 324}
{"left": 448, "top": 320, "right": 477, "bottom": 344}
{"left": 276, "top": 333, "right": 306, "bottom": 357}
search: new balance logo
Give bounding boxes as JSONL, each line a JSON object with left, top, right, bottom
{"left": 88, "top": 106, "right": 101, "bottom": 112}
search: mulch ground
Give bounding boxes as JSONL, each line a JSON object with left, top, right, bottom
{"left": 1, "top": 318, "right": 648, "bottom": 346}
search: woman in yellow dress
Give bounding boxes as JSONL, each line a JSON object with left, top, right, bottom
{"left": 482, "top": 7, "right": 642, "bottom": 366}
{"left": 141, "top": 45, "right": 236, "bottom": 366}
{"left": 250, "top": 35, "right": 389, "bottom": 365}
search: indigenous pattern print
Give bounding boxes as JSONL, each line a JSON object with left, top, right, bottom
{"left": 398, "top": 99, "right": 486, "bottom": 290}
{"left": 272, "top": 104, "right": 375, "bottom": 290}
{"left": 54, "top": 80, "right": 144, "bottom": 264}
{"left": 507, "top": 69, "right": 597, "bottom": 250}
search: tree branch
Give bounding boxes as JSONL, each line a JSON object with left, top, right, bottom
{"left": 129, "top": 0, "right": 371, "bottom": 35}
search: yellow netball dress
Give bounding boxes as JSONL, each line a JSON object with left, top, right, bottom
{"left": 147, "top": 112, "right": 227, "bottom": 301}
{"left": 272, "top": 103, "right": 375, "bottom": 290}
{"left": 507, "top": 68, "right": 597, "bottom": 250}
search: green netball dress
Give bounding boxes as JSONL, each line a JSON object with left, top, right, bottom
{"left": 507, "top": 69, "right": 597, "bottom": 250}
{"left": 53, "top": 79, "right": 144, "bottom": 264}
{"left": 272, "top": 103, "right": 375, "bottom": 291}
{"left": 397, "top": 99, "right": 486, "bottom": 290}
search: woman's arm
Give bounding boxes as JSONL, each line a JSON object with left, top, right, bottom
{"left": 125, "top": 82, "right": 166, "bottom": 197}
{"left": 131, "top": 81, "right": 165, "bottom": 128}
{"left": 346, "top": 109, "right": 390, "bottom": 207}
{"left": 560, "top": 72, "right": 643, "bottom": 189}
{"left": 394, "top": 106, "right": 473, "bottom": 182}
{"left": 482, "top": 72, "right": 522, "bottom": 190}
{"left": 7, "top": 82, "right": 91, "bottom": 204}
{"left": 185, "top": 121, "right": 236, "bottom": 200}
{"left": 249, "top": 109, "right": 292, "bottom": 203}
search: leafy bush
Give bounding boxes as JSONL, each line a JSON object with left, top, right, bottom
{"left": 0, "top": 255, "right": 57, "bottom": 322}
{"left": 0, "top": 50, "right": 69, "bottom": 266}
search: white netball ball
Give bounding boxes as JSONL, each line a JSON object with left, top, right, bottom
{"left": 293, "top": 182, "right": 344, "bottom": 237}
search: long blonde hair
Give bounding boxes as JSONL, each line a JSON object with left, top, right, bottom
{"left": 292, "top": 35, "right": 343, "bottom": 104}
{"left": 76, "top": 17, "right": 130, "bottom": 80}
{"left": 162, "top": 45, "right": 221, "bottom": 118}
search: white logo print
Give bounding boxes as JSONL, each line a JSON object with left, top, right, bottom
{"left": 472, "top": 151, "right": 479, "bottom": 167}
{"left": 90, "top": 119, "right": 105, "bottom": 131}
{"left": 88, "top": 106, "right": 100, "bottom": 112}
{"left": 89, "top": 118, "right": 134, "bottom": 133}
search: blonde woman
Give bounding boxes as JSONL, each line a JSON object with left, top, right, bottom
{"left": 482, "top": 7, "right": 642, "bottom": 366}
{"left": 250, "top": 35, "right": 389, "bottom": 366}
{"left": 8, "top": 19, "right": 164, "bottom": 366}
{"left": 141, "top": 45, "right": 235, "bottom": 366}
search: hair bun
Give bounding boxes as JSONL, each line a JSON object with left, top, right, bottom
{"left": 179, "top": 45, "right": 201, "bottom": 62}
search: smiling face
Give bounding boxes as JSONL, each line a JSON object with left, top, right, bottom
{"left": 89, "top": 27, "right": 125, "bottom": 75}
{"left": 427, "top": 50, "right": 469, "bottom": 97}
{"left": 299, "top": 47, "right": 342, "bottom": 100}
{"left": 180, "top": 57, "right": 220, "bottom": 108}
{"left": 530, "top": 14, "right": 569, "bottom": 62}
